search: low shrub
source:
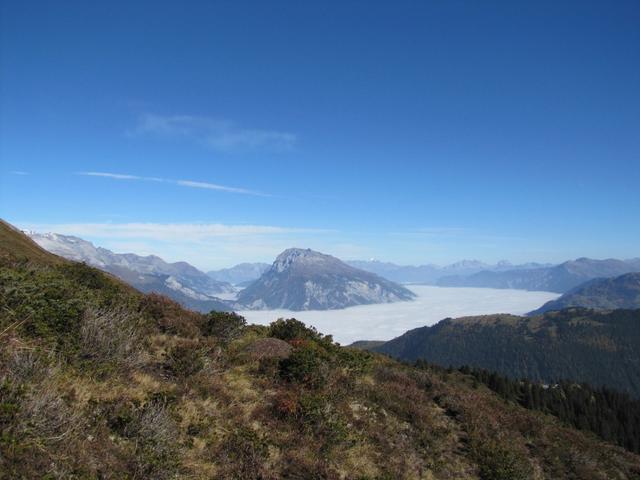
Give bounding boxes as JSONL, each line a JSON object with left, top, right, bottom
{"left": 278, "top": 343, "right": 330, "bottom": 388}
{"left": 217, "top": 426, "right": 270, "bottom": 479}
{"left": 140, "top": 293, "right": 202, "bottom": 337}
{"left": 202, "top": 311, "right": 246, "bottom": 342}
{"left": 269, "top": 318, "right": 323, "bottom": 342}
{"left": 473, "top": 439, "right": 533, "bottom": 480}
{"left": 124, "top": 400, "right": 180, "bottom": 479}
{"left": 164, "top": 340, "right": 209, "bottom": 378}
{"left": 79, "top": 307, "right": 142, "bottom": 368}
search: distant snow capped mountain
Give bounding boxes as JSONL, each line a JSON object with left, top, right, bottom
{"left": 207, "top": 262, "right": 270, "bottom": 285}
{"left": 236, "top": 248, "right": 416, "bottom": 311}
{"left": 28, "top": 232, "right": 233, "bottom": 311}
{"left": 347, "top": 259, "right": 551, "bottom": 284}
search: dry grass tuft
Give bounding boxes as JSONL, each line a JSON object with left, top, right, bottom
{"left": 80, "top": 306, "right": 143, "bottom": 367}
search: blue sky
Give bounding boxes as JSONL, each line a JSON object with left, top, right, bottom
{"left": 1, "top": 1, "right": 639, "bottom": 269}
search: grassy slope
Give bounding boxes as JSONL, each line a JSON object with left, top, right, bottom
{"left": 1, "top": 220, "right": 640, "bottom": 479}
{"left": 0, "top": 220, "right": 65, "bottom": 265}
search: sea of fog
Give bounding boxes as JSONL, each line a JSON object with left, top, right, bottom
{"left": 237, "top": 285, "right": 560, "bottom": 345}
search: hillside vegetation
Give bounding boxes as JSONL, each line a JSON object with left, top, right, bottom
{"left": 375, "top": 309, "right": 640, "bottom": 398}
{"left": 452, "top": 365, "right": 640, "bottom": 454}
{"left": 2, "top": 221, "right": 640, "bottom": 479}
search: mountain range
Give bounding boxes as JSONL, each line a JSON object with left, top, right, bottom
{"left": 3, "top": 218, "right": 639, "bottom": 478}
{"left": 529, "top": 272, "right": 640, "bottom": 315}
{"left": 347, "top": 259, "right": 551, "bottom": 284}
{"left": 369, "top": 308, "right": 640, "bottom": 397}
{"left": 27, "top": 232, "right": 417, "bottom": 312}
{"left": 28, "top": 232, "right": 232, "bottom": 312}
{"left": 437, "top": 257, "right": 640, "bottom": 293}
{"left": 237, "top": 248, "right": 416, "bottom": 310}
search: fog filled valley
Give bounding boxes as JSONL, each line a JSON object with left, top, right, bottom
{"left": 238, "top": 285, "right": 559, "bottom": 344}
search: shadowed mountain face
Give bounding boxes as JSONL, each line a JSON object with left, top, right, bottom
{"left": 529, "top": 272, "right": 640, "bottom": 315}
{"left": 237, "top": 248, "right": 416, "bottom": 310}
{"left": 27, "top": 232, "right": 233, "bottom": 312}
{"left": 207, "top": 262, "right": 270, "bottom": 285}
{"left": 437, "top": 257, "right": 640, "bottom": 293}
{"left": 374, "top": 308, "right": 640, "bottom": 397}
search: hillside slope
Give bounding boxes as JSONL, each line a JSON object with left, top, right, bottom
{"left": 2, "top": 221, "right": 640, "bottom": 479}
{"left": 28, "top": 231, "right": 233, "bottom": 312}
{"left": 529, "top": 272, "right": 640, "bottom": 315}
{"left": 376, "top": 308, "right": 640, "bottom": 397}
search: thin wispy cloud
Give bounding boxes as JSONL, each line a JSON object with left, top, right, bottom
{"left": 133, "top": 113, "right": 297, "bottom": 153}
{"left": 77, "top": 171, "right": 268, "bottom": 197}
{"left": 9, "top": 171, "right": 29, "bottom": 175}
{"left": 175, "top": 180, "right": 260, "bottom": 195}
{"left": 81, "top": 172, "right": 145, "bottom": 180}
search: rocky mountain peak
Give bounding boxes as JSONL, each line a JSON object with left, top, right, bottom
{"left": 237, "top": 247, "right": 416, "bottom": 311}
{"left": 272, "top": 248, "right": 332, "bottom": 273}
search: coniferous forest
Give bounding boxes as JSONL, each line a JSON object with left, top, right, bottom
{"left": 452, "top": 364, "right": 640, "bottom": 454}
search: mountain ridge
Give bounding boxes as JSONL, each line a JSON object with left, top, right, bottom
{"left": 347, "top": 258, "right": 551, "bottom": 284}
{"left": 438, "top": 257, "right": 640, "bottom": 293}
{"left": 27, "top": 231, "right": 233, "bottom": 312}
{"left": 529, "top": 272, "right": 640, "bottom": 315}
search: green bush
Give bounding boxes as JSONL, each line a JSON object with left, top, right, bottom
{"left": 269, "top": 318, "right": 322, "bottom": 342}
{"left": 202, "top": 311, "right": 246, "bottom": 342}
{"left": 473, "top": 440, "right": 533, "bottom": 480}
{"left": 218, "top": 426, "right": 269, "bottom": 479}
{"left": 164, "top": 342, "right": 206, "bottom": 377}
{"left": 59, "top": 262, "right": 111, "bottom": 290}
{"left": 278, "top": 343, "right": 329, "bottom": 388}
